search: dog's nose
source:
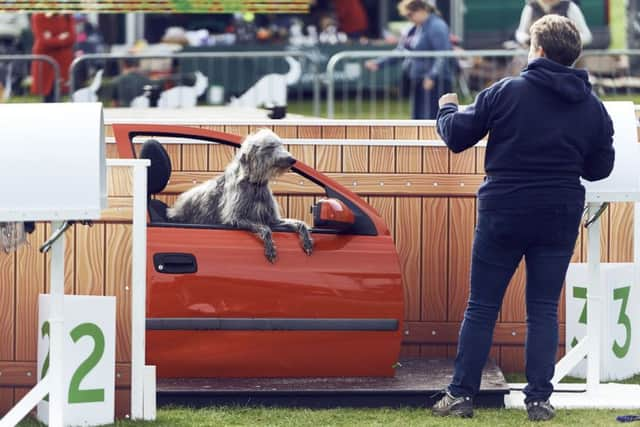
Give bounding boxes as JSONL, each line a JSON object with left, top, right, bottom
{"left": 287, "top": 157, "right": 296, "bottom": 166}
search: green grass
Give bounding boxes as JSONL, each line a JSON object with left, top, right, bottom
{"left": 16, "top": 406, "right": 636, "bottom": 427}
{"left": 14, "top": 373, "right": 640, "bottom": 427}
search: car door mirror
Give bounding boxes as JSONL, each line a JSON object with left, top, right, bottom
{"left": 312, "top": 198, "right": 355, "bottom": 231}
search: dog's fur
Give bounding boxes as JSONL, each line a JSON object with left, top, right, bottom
{"left": 166, "top": 128, "right": 313, "bottom": 263}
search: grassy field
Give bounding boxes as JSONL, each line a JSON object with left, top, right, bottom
{"left": 16, "top": 406, "right": 638, "bottom": 427}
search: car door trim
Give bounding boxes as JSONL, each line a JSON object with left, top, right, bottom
{"left": 146, "top": 317, "right": 399, "bottom": 331}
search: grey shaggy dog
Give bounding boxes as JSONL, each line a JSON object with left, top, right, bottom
{"left": 166, "top": 128, "right": 313, "bottom": 263}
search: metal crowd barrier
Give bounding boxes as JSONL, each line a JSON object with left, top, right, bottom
{"left": 326, "top": 49, "right": 527, "bottom": 119}
{"left": 0, "top": 54, "right": 61, "bottom": 102}
{"left": 325, "top": 49, "right": 640, "bottom": 119}
{"left": 578, "top": 49, "right": 640, "bottom": 100}
{"left": 69, "top": 51, "right": 321, "bottom": 116}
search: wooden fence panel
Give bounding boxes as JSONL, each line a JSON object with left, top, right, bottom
{"left": 0, "top": 252, "right": 15, "bottom": 360}
{"left": 395, "top": 198, "right": 422, "bottom": 321}
{"left": 609, "top": 202, "right": 634, "bottom": 262}
{"left": 421, "top": 197, "right": 448, "bottom": 322}
{"left": 5, "top": 121, "right": 635, "bottom": 401}
{"left": 106, "top": 224, "right": 132, "bottom": 363}
{"left": 448, "top": 198, "right": 475, "bottom": 322}
{"left": 76, "top": 223, "right": 105, "bottom": 296}
{"left": 15, "top": 224, "right": 46, "bottom": 361}
{"left": 181, "top": 144, "right": 208, "bottom": 171}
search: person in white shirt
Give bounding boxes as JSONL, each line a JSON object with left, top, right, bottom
{"left": 515, "top": 0, "right": 592, "bottom": 46}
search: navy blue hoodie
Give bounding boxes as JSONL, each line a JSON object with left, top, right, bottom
{"left": 436, "top": 57, "right": 615, "bottom": 209}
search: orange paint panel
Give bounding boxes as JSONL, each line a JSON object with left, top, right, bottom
{"left": 149, "top": 331, "right": 400, "bottom": 378}
{"left": 146, "top": 228, "right": 403, "bottom": 378}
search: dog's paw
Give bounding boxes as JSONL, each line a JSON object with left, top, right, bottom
{"left": 265, "top": 245, "right": 278, "bottom": 264}
{"left": 302, "top": 235, "right": 314, "bottom": 256}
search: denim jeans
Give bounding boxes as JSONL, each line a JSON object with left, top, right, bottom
{"left": 448, "top": 203, "right": 583, "bottom": 403}
{"left": 411, "top": 77, "right": 452, "bottom": 120}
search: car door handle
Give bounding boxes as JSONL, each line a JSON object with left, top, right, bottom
{"left": 154, "top": 253, "right": 197, "bottom": 274}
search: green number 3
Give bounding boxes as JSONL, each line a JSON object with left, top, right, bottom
{"left": 40, "top": 322, "right": 106, "bottom": 404}
{"left": 612, "top": 286, "right": 632, "bottom": 359}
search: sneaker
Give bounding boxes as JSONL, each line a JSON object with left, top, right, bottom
{"left": 431, "top": 390, "right": 473, "bottom": 418}
{"left": 526, "top": 400, "right": 555, "bottom": 421}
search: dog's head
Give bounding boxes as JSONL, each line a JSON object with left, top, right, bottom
{"left": 238, "top": 129, "right": 295, "bottom": 183}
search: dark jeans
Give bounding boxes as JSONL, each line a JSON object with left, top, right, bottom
{"left": 411, "top": 77, "right": 452, "bottom": 119}
{"left": 448, "top": 203, "right": 583, "bottom": 403}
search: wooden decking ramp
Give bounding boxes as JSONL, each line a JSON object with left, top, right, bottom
{"left": 156, "top": 359, "right": 509, "bottom": 408}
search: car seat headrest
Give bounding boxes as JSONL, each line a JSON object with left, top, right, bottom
{"left": 139, "top": 139, "right": 171, "bottom": 195}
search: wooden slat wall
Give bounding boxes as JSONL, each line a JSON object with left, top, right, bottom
{"left": 1, "top": 123, "right": 634, "bottom": 415}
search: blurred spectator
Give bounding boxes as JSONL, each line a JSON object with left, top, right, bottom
{"left": 0, "top": 13, "right": 29, "bottom": 99}
{"left": 30, "top": 13, "right": 76, "bottom": 102}
{"left": 515, "top": 0, "right": 592, "bottom": 46}
{"left": 333, "top": 0, "right": 369, "bottom": 40}
{"left": 109, "top": 58, "right": 153, "bottom": 107}
{"left": 74, "top": 15, "right": 106, "bottom": 56}
{"left": 0, "top": 12, "right": 28, "bottom": 52}
{"left": 365, "top": 0, "right": 453, "bottom": 119}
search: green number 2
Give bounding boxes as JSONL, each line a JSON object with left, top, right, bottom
{"left": 612, "top": 286, "right": 632, "bottom": 359}
{"left": 40, "top": 322, "right": 106, "bottom": 404}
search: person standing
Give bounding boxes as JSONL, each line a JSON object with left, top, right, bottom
{"left": 432, "top": 15, "right": 613, "bottom": 421}
{"left": 516, "top": 0, "right": 592, "bottom": 46}
{"left": 30, "top": 13, "right": 76, "bottom": 102}
{"left": 365, "top": 0, "right": 453, "bottom": 119}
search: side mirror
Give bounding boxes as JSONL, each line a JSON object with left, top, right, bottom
{"left": 312, "top": 198, "right": 355, "bottom": 231}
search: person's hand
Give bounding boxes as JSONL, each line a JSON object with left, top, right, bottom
{"left": 438, "top": 93, "right": 459, "bottom": 108}
{"left": 59, "top": 32, "right": 69, "bottom": 40}
{"left": 43, "top": 31, "right": 52, "bottom": 39}
{"left": 365, "top": 60, "right": 379, "bottom": 72}
{"left": 423, "top": 78, "right": 435, "bottom": 91}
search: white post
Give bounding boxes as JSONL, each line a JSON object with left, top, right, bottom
{"left": 131, "top": 163, "right": 148, "bottom": 419}
{"left": 48, "top": 221, "right": 66, "bottom": 427}
{"left": 125, "top": 13, "right": 136, "bottom": 46}
{"left": 586, "top": 203, "right": 602, "bottom": 392}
